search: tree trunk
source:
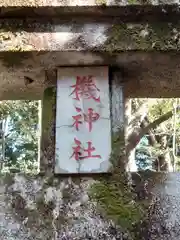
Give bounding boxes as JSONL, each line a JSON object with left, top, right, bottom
{"left": 140, "top": 117, "right": 156, "bottom": 146}
{"left": 158, "top": 135, "right": 173, "bottom": 171}
{"left": 128, "top": 148, "right": 137, "bottom": 171}
{"left": 124, "top": 98, "right": 138, "bottom": 171}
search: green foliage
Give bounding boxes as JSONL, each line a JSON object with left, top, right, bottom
{"left": 134, "top": 98, "right": 180, "bottom": 171}
{"left": 0, "top": 100, "right": 39, "bottom": 173}
{"left": 149, "top": 99, "right": 174, "bottom": 130}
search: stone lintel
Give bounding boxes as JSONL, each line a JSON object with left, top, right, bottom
{"left": 1, "top": 51, "right": 180, "bottom": 100}
{"left": 0, "top": 5, "right": 179, "bottom": 22}
{"left": 0, "top": 20, "right": 179, "bottom": 52}
{"left": 0, "top": 0, "right": 179, "bottom": 7}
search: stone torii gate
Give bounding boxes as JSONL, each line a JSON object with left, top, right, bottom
{"left": 0, "top": 1, "right": 180, "bottom": 239}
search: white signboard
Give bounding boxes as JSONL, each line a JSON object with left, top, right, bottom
{"left": 55, "top": 67, "right": 111, "bottom": 174}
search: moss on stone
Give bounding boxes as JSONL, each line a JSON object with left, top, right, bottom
{"left": 0, "top": 0, "right": 40, "bottom": 7}
{"left": 40, "top": 87, "right": 56, "bottom": 172}
{"left": 90, "top": 179, "right": 144, "bottom": 230}
{"left": 89, "top": 131, "right": 145, "bottom": 237}
{"left": 128, "top": 0, "right": 138, "bottom": 4}
{"left": 89, "top": 128, "right": 169, "bottom": 238}
{"left": 96, "top": 0, "right": 107, "bottom": 5}
{"left": 0, "top": 89, "right": 42, "bottom": 101}
{"left": 128, "top": 0, "right": 152, "bottom": 3}
{"left": 43, "top": 175, "right": 56, "bottom": 187}
{"left": 105, "top": 23, "right": 180, "bottom": 52}
{"left": 41, "top": 87, "right": 56, "bottom": 134}
{"left": 0, "top": 0, "right": 177, "bottom": 6}
{"left": 0, "top": 22, "right": 179, "bottom": 54}
{"left": 0, "top": 27, "right": 34, "bottom": 67}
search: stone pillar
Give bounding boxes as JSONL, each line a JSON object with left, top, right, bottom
{"left": 110, "top": 70, "right": 126, "bottom": 170}
{"left": 40, "top": 86, "right": 56, "bottom": 174}
{"left": 148, "top": 172, "right": 180, "bottom": 240}
{"left": 0, "top": 68, "right": 136, "bottom": 240}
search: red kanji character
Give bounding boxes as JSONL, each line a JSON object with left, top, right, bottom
{"left": 70, "top": 75, "right": 100, "bottom": 102}
{"left": 72, "top": 107, "right": 82, "bottom": 131}
{"left": 84, "top": 108, "right": 100, "bottom": 132}
{"left": 72, "top": 107, "right": 100, "bottom": 132}
{"left": 81, "top": 141, "right": 101, "bottom": 159}
{"left": 70, "top": 138, "right": 101, "bottom": 160}
{"left": 70, "top": 138, "right": 82, "bottom": 161}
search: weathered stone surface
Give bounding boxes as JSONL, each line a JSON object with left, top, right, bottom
{"left": 0, "top": 52, "right": 107, "bottom": 100}
{"left": 0, "top": 0, "right": 97, "bottom": 6}
{"left": 0, "top": 0, "right": 180, "bottom": 6}
{"left": 1, "top": 5, "right": 180, "bottom": 21}
{"left": 0, "top": 21, "right": 179, "bottom": 52}
{"left": 0, "top": 131, "right": 178, "bottom": 240}
{"left": 148, "top": 173, "right": 180, "bottom": 240}
{"left": 40, "top": 86, "right": 56, "bottom": 173}
{"left": 0, "top": 173, "right": 127, "bottom": 240}
{"left": 0, "top": 73, "right": 130, "bottom": 239}
{"left": 1, "top": 3, "right": 180, "bottom": 240}
{"left": 0, "top": 18, "right": 180, "bottom": 100}
{"left": 1, "top": 51, "right": 180, "bottom": 100}
{"left": 0, "top": 170, "right": 175, "bottom": 240}
{"left": 115, "top": 51, "right": 180, "bottom": 98}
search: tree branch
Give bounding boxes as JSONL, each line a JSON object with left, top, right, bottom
{"left": 141, "top": 117, "right": 156, "bottom": 146}
{"left": 126, "top": 106, "right": 180, "bottom": 156}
